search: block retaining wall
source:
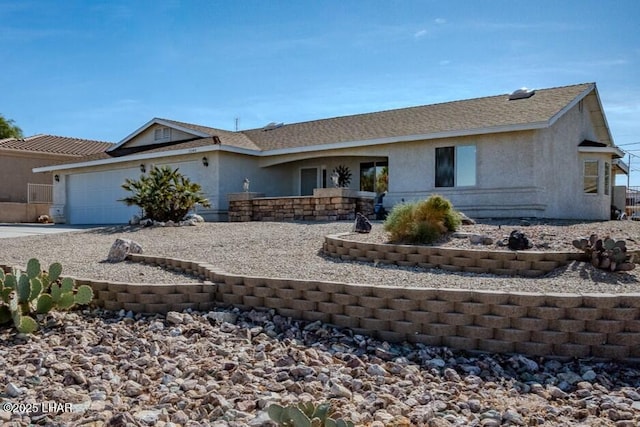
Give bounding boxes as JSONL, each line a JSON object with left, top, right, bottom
{"left": 2, "top": 255, "right": 639, "bottom": 361}
{"left": 229, "top": 196, "right": 374, "bottom": 222}
{"left": 323, "top": 233, "right": 592, "bottom": 277}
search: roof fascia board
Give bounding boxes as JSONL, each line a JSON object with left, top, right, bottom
{"left": 587, "top": 85, "right": 615, "bottom": 144}
{"left": 547, "top": 84, "right": 595, "bottom": 127}
{"left": 578, "top": 145, "right": 625, "bottom": 158}
{"left": 33, "top": 144, "right": 262, "bottom": 173}
{"left": 260, "top": 121, "right": 548, "bottom": 157}
{"left": 107, "top": 118, "right": 211, "bottom": 152}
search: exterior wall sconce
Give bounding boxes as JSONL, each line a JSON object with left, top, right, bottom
{"left": 140, "top": 164, "right": 146, "bottom": 173}
{"left": 202, "top": 157, "right": 209, "bottom": 167}
{"left": 54, "top": 174, "right": 60, "bottom": 182}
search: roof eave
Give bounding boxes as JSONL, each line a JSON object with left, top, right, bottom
{"left": 578, "top": 145, "right": 625, "bottom": 158}
{"left": 259, "top": 121, "right": 549, "bottom": 156}
{"left": 107, "top": 118, "right": 211, "bottom": 152}
{"left": 33, "top": 144, "right": 262, "bottom": 173}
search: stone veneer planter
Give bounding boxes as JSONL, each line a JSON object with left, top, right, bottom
{"left": 228, "top": 188, "right": 374, "bottom": 222}
{"left": 2, "top": 255, "right": 639, "bottom": 361}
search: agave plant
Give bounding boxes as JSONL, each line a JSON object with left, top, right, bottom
{"left": 120, "top": 165, "right": 211, "bottom": 223}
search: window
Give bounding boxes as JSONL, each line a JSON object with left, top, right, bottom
{"left": 360, "top": 161, "right": 388, "bottom": 193}
{"left": 154, "top": 127, "right": 170, "bottom": 141}
{"left": 584, "top": 160, "right": 599, "bottom": 194}
{"left": 435, "top": 145, "right": 476, "bottom": 187}
{"left": 604, "top": 162, "right": 610, "bottom": 196}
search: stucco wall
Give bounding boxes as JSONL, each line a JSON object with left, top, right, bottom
{"left": 218, "top": 152, "right": 291, "bottom": 211}
{"left": 535, "top": 100, "right": 611, "bottom": 219}
{"left": 0, "top": 151, "right": 67, "bottom": 203}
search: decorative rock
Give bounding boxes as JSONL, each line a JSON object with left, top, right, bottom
{"left": 106, "top": 238, "right": 143, "bottom": 262}
{"left": 507, "top": 230, "right": 533, "bottom": 250}
{"left": 128, "top": 215, "right": 141, "bottom": 225}
{"left": 459, "top": 212, "right": 476, "bottom": 225}
{"left": 353, "top": 212, "right": 372, "bottom": 233}
{"left": 166, "top": 311, "right": 184, "bottom": 325}
{"left": 470, "top": 234, "right": 494, "bottom": 245}
{"left": 6, "top": 382, "right": 23, "bottom": 397}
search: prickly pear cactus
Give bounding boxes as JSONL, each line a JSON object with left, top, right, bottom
{"left": 572, "top": 234, "right": 636, "bottom": 272}
{"left": 268, "top": 402, "right": 354, "bottom": 427}
{"left": 0, "top": 258, "right": 94, "bottom": 333}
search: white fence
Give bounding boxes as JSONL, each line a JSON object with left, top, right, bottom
{"left": 27, "top": 183, "right": 53, "bottom": 204}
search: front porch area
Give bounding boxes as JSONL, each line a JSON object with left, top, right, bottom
{"left": 228, "top": 188, "right": 374, "bottom": 222}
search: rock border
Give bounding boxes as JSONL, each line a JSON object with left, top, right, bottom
{"left": 3, "top": 255, "right": 639, "bottom": 361}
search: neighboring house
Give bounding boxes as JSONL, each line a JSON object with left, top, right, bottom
{"left": 35, "top": 82, "right": 627, "bottom": 224}
{"left": 0, "top": 135, "right": 112, "bottom": 222}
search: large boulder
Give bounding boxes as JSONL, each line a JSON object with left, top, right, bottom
{"left": 107, "top": 238, "right": 143, "bottom": 263}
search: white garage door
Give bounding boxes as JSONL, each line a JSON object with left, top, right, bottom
{"left": 67, "top": 168, "right": 140, "bottom": 225}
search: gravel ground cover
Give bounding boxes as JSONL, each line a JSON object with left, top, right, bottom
{"left": 1, "top": 220, "right": 640, "bottom": 294}
{"left": 1, "top": 220, "right": 640, "bottom": 426}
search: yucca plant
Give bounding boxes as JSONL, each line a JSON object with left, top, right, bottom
{"left": 120, "top": 165, "right": 211, "bottom": 222}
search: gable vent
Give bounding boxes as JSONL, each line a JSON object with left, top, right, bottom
{"left": 508, "top": 88, "right": 535, "bottom": 100}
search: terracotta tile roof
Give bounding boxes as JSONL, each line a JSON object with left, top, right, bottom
{"left": 241, "top": 83, "right": 595, "bottom": 151}
{"left": 0, "top": 134, "right": 113, "bottom": 156}
{"left": 158, "top": 118, "right": 261, "bottom": 151}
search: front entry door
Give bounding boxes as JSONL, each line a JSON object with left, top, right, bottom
{"left": 300, "top": 167, "right": 318, "bottom": 196}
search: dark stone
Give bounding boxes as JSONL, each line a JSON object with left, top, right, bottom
{"left": 508, "top": 230, "right": 532, "bottom": 251}
{"left": 354, "top": 212, "right": 372, "bottom": 233}
{"left": 459, "top": 212, "right": 476, "bottom": 225}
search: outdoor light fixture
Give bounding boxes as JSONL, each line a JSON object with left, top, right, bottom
{"left": 54, "top": 174, "right": 60, "bottom": 182}
{"left": 140, "top": 164, "right": 146, "bottom": 173}
{"left": 202, "top": 157, "right": 209, "bottom": 167}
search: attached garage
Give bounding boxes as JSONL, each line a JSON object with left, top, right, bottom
{"left": 66, "top": 168, "right": 140, "bottom": 224}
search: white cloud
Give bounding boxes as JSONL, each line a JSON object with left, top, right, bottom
{"left": 435, "top": 18, "right": 446, "bottom": 25}
{"left": 414, "top": 29, "right": 428, "bottom": 39}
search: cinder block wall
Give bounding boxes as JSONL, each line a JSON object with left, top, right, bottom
{"left": 228, "top": 196, "right": 374, "bottom": 222}
{"left": 3, "top": 254, "right": 639, "bottom": 361}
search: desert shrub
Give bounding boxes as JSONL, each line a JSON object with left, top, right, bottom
{"left": 0, "top": 258, "right": 94, "bottom": 333}
{"left": 120, "top": 165, "right": 211, "bottom": 222}
{"left": 384, "top": 194, "right": 461, "bottom": 244}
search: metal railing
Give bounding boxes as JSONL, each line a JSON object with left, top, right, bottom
{"left": 27, "top": 183, "right": 53, "bottom": 204}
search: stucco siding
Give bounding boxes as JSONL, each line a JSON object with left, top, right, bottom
{"left": 0, "top": 152, "right": 66, "bottom": 203}
{"left": 536, "top": 101, "right": 611, "bottom": 219}
{"left": 218, "top": 152, "right": 290, "bottom": 210}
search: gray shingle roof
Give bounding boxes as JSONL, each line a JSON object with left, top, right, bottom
{"left": 0, "top": 134, "right": 113, "bottom": 156}
{"left": 241, "top": 83, "right": 595, "bottom": 151}
{"left": 158, "top": 118, "right": 261, "bottom": 151}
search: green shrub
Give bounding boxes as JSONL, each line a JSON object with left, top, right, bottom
{"left": 0, "top": 258, "right": 94, "bottom": 333}
{"left": 120, "top": 165, "right": 211, "bottom": 223}
{"left": 383, "top": 194, "right": 461, "bottom": 244}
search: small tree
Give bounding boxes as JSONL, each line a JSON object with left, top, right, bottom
{"left": 120, "top": 165, "right": 211, "bottom": 222}
{"left": 0, "top": 114, "right": 23, "bottom": 139}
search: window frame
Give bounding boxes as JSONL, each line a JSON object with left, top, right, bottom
{"left": 583, "top": 159, "right": 599, "bottom": 194}
{"left": 435, "top": 144, "right": 476, "bottom": 188}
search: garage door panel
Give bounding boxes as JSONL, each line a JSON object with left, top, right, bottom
{"left": 67, "top": 168, "right": 140, "bottom": 225}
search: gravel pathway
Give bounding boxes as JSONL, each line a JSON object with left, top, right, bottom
{"left": 1, "top": 220, "right": 640, "bottom": 294}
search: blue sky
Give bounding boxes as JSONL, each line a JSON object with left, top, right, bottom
{"left": 2, "top": 1, "right": 639, "bottom": 180}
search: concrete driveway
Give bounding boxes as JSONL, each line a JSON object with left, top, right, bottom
{"left": 0, "top": 224, "right": 97, "bottom": 239}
